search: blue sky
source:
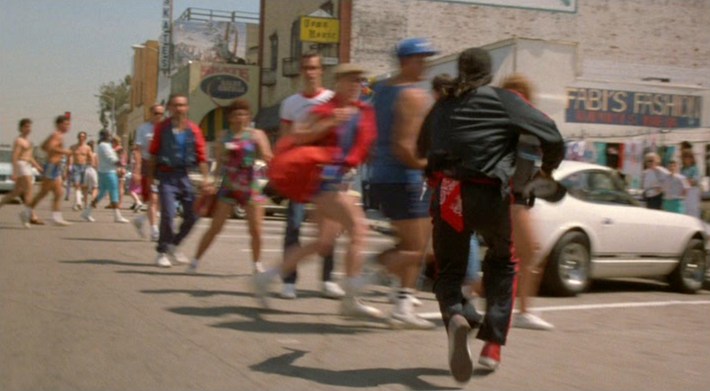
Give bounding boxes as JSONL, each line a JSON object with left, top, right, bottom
{"left": 0, "top": 0, "right": 259, "bottom": 145}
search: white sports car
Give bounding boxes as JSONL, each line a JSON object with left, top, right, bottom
{"left": 531, "top": 161, "right": 707, "bottom": 296}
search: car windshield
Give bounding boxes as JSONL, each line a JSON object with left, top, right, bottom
{"left": 561, "top": 169, "right": 640, "bottom": 206}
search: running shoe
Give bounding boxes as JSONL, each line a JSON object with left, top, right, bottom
{"left": 19, "top": 210, "right": 31, "bottom": 228}
{"left": 132, "top": 217, "right": 146, "bottom": 238}
{"left": 478, "top": 342, "right": 501, "bottom": 371}
{"left": 448, "top": 314, "right": 473, "bottom": 383}
{"left": 322, "top": 281, "right": 345, "bottom": 299}
{"left": 340, "top": 297, "right": 383, "bottom": 319}
{"left": 512, "top": 312, "right": 554, "bottom": 331}
{"left": 166, "top": 244, "right": 189, "bottom": 264}
{"left": 155, "top": 253, "right": 172, "bottom": 268}
{"left": 51, "top": 218, "right": 71, "bottom": 227}
{"left": 253, "top": 271, "right": 273, "bottom": 308}
{"left": 389, "top": 295, "right": 435, "bottom": 330}
{"left": 280, "top": 283, "right": 297, "bottom": 299}
{"left": 80, "top": 209, "right": 95, "bottom": 222}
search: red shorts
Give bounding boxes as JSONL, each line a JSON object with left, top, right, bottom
{"left": 140, "top": 165, "right": 155, "bottom": 202}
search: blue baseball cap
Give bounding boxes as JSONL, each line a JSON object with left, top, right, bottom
{"left": 395, "top": 38, "right": 438, "bottom": 58}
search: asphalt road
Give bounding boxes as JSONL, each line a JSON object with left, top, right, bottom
{"left": 1, "top": 203, "right": 709, "bottom": 391}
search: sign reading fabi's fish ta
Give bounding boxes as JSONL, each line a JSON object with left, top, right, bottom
{"left": 565, "top": 87, "right": 702, "bottom": 128}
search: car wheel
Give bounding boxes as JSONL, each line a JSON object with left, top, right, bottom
{"left": 668, "top": 238, "right": 706, "bottom": 294}
{"left": 233, "top": 204, "right": 247, "bottom": 219}
{"left": 543, "top": 231, "right": 591, "bottom": 297}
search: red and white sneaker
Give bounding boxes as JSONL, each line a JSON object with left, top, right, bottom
{"left": 478, "top": 342, "right": 501, "bottom": 371}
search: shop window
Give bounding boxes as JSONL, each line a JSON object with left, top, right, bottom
{"left": 269, "top": 32, "right": 278, "bottom": 70}
{"left": 290, "top": 19, "right": 302, "bottom": 60}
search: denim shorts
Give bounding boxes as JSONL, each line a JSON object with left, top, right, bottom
{"left": 43, "top": 163, "right": 63, "bottom": 181}
{"left": 369, "top": 182, "right": 430, "bottom": 221}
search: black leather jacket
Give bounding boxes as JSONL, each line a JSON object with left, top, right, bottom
{"left": 424, "top": 86, "right": 565, "bottom": 184}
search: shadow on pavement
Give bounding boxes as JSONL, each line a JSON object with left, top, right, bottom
{"left": 588, "top": 278, "right": 671, "bottom": 294}
{"left": 250, "top": 348, "right": 459, "bottom": 390}
{"left": 60, "top": 259, "right": 156, "bottom": 268}
{"left": 211, "top": 306, "right": 385, "bottom": 335}
{"left": 63, "top": 237, "right": 142, "bottom": 243}
{"left": 117, "top": 270, "right": 245, "bottom": 278}
{"left": 141, "top": 288, "right": 251, "bottom": 298}
{"left": 168, "top": 305, "right": 332, "bottom": 318}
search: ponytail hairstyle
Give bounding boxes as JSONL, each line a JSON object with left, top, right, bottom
{"left": 445, "top": 47, "right": 493, "bottom": 98}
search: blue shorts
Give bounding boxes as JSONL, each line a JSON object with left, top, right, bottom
{"left": 43, "top": 163, "right": 63, "bottom": 181}
{"left": 72, "top": 164, "right": 88, "bottom": 185}
{"left": 369, "top": 182, "right": 430, "bottom": 221}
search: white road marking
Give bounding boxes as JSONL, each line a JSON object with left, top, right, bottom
{"left": 416, "top": 300, "right": 710, "bottom": 319}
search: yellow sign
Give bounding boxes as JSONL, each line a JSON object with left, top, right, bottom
{"left": 300, "top": 16, "right": 340, "bottom": 43}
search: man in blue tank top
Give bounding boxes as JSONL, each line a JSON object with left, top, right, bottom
{"left": 370, "top": 38, "right": 437, "bottom": 330}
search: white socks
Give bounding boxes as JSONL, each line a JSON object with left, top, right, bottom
{"left": 75, "top": 189, "right": 83, "bottom": 206}
{"left": 52, "top": 211, "right": 63, "bottom": 221}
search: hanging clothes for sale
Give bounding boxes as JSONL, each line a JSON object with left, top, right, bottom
{"left": 623, "top": 140, "right": 644, "bottom": 189}
{"left": 595, "top": 142, "right": 607, "bottom": 166}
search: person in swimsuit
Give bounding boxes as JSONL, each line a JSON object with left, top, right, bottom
{"left": 68, "top": 131, "right": 92, "bottom": 210}
{"left": 24, "top": 115, "right": 73, "bottom": 226}
{"left": 0, "top": 118, "right": 44, "bottom": 226}
{"left": 188, "top": 99, "right": 273, "bottom": 273}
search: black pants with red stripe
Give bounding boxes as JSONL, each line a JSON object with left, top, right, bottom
{"left": 432, "top": 181, "right": 517, "bottom": 345}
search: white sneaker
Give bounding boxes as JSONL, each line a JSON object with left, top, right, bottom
{"left": 19, "top": 210, "right": 31, "bottom": 228}
{"left": 166, "top": 244, "right": 189, "bottom": 264}
{"left": 252, "top": 261, "right": 265, "bottom": 274}
{"left": 340, "top": 297, "right": 383, "bottom": 319}
{"left": 513, "top": 312, "right": 554, "bottom": 331}
{"left": 389, "top": 295, "right": 436, "bottom": 330}
{"left": 186, "top": 260, "right": 199, "bottom": 273}
{"left": 132, "top": 217, "right": 146, "bottom": 238}
{"left": 253, "top": 271, "right": 273, "bottom": 308}
{"left": 52, "top": 218, "right": 71, "bottom": 227}
{"left": 114, "top": 215, "right": 130, "bottom": 224}
{"left": 322, "top": 281, "right": 345, "bottom": 299}
{"left": 280, "top": 283, "right": 297, "bottom": 299}
{"left": 150, "top": 228, "right": 160, "bottom": 242}
{"left": 155, "top": 253, "right": 172, "bottom": 268}
{"left": 388, "top": 289, "right": 423, "bottom": 307}
{"left": 80, "top": 209, "right": 95, "bottom": 222}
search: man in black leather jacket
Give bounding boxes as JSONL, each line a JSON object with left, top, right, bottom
{"left": 424, "top": 47, "right": 564, "bottom": 382}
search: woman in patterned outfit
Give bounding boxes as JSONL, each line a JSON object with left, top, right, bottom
{"left": 188, "top": 99, "right": 273, "bottom": 273}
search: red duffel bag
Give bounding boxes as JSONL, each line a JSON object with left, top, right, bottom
{"left": 267, "top": 135, "right": 337, "bottom": 203}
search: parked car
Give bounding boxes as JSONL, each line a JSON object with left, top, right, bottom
{"left": 0, "top": 159, "right": 14, "bottom": 192}
{"left": 531, "top": 161, "right": 707, "bottom": 296}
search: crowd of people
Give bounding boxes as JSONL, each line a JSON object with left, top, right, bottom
{"left": 1, "top": 38, "right": 704, "bottom": 384}
{"left": 642, "top": 140, "right": 702, "bottom": 217}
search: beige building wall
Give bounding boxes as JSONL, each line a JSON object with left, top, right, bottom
{"left": 261, "top": 0, "right": 342, "bottom": 107}
{"left": 127, "top": 40, "right": 160, "bottom": 144}
{"left": 351, "top": 0, "right": 710, "bottom": 85}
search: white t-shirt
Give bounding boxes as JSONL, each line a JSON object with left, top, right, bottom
{"left": 642, "top": 167, "right": 669, "bottom": 198}
{"left": 663, "top": 173, "right": 690, "bottom": 200}
{"left": 279, "top": 89, "right": 335, "bottom": 126}
{"left": 135, "top": 122, "right": 156, "bottom": 159}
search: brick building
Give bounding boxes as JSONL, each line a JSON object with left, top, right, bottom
{"left": 259, "top": 0, "right": 710, "bottom": 180}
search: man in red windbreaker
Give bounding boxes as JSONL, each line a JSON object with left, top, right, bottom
{"left": 147, "top": 93, "right": 213, "bottom": 268}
